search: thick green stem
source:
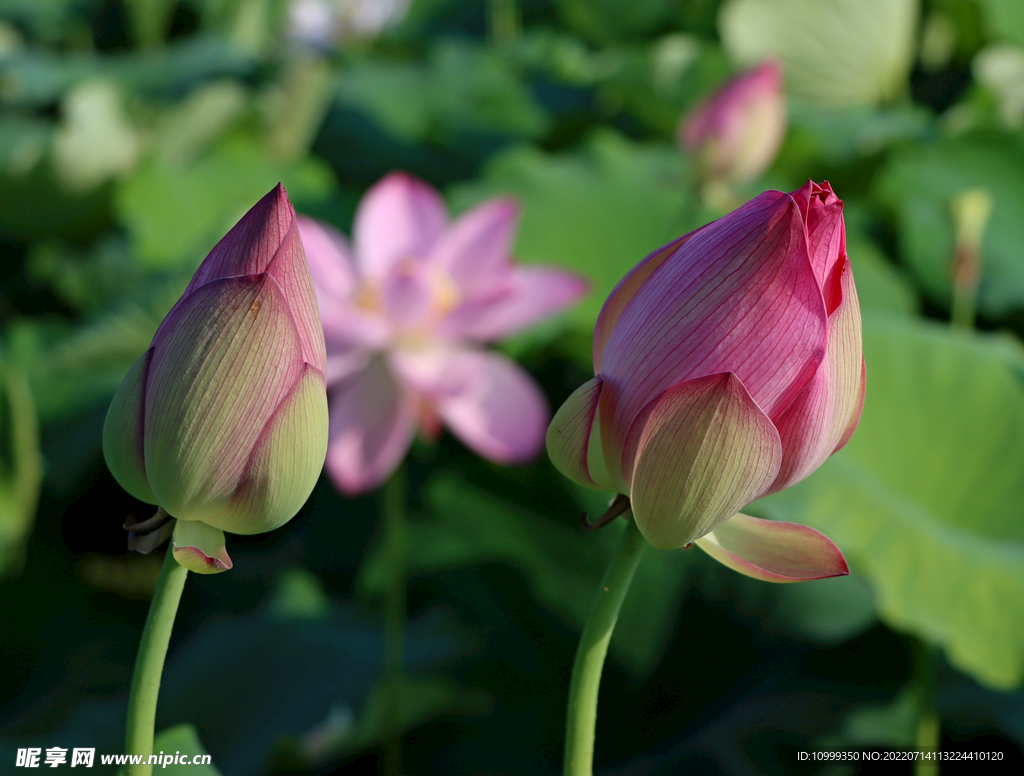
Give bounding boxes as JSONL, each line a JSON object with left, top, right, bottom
{"left": 125, "top": 545, "right": 188, "bottom": 776}
{"left": 564, "top": 516, "right": 647, "bottom": 776}
{"left": 381, "top": 467, "right": 408, "bottom": 776}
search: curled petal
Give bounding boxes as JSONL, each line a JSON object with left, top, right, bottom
{"left": 209, "top": 364, "right": 328, "bottom": 535}
{"left": 547, "top": 376, "right": 604, "bottom": 489}
{"left": 792, "top": 180, "right": 845, "bottom": 296}
{"left": 443, "top": 266, "right": 588, "bottom": 341}
{"left": 599, "top": 191, "right": 827, "bottom": 456}
{"left": 184, "top": 183, "right": 294, "bottom": 293}
{"left": 172, "top": 519, "right": 233, "bottom": 574}
{"left": 694, "top": 512, "right": 848, "bottom": 582}
{"left": 430, "top": 197, "right": 519, "bottom": 295}
{"left": 353, "top": 172, "right": 447, "bottom": 280}
{"left": 145, "top": 275, "right": 304, "bottom": 523}
{"left": 834, "top": 357, "right": 866, "bottom": 454}
{"left": 626, "top": 373, "right": 782, "bottom": 549}
{"left": 769, "top": 257, "right": 862, "bottom": 493}
{"left": 393, "top": 348, "right": 548, "bottom": 464}
{"left": 325, "top": 356, "right": 418, "bottom": 495}
{"left": 102, "top": 348, "right": 157, "bottom": 504}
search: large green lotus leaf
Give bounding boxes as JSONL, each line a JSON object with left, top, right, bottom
{"left": 448, "top": 129, "right": 692, "bottom": 331}
{"left": 758, "top": 315, "right": 1024, "bottom": 688}
{"left": 147, "top": 725, "right": 221, "bottom": 775}
{"left": 875, "top": 134, "right": 1024, "bottom": 316}
{"left": 719, "top": 0, "right": 918, "bottom": 107}
{"left": 360, "top": 474, "right": 692, "bottom": 675}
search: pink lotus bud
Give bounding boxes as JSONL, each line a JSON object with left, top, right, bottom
{"left": 547, "top": 181, "right": 862, "bottom": 581}
{"left": 679, "top": 61, "right": 786, "bottom": 186}
{"left": 103, "top": 184, "right": 329, "bottom": 573}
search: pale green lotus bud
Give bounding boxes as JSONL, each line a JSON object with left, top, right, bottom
{"left": 103, "top": 184, "right": 328, "bottom": 573}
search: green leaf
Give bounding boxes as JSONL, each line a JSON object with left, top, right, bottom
{"left": 365, "top": 474, "right": 692, "bottom": 675}
{"left": 720, "top": 0, "right": 918, "bottom": 107}
{"left": 335, "top": 39, "right": 548, "bottom": 143}
{"left": 976, "top": 0, "right": 1024, "bottom": 48}
{"left": 757, "top": 315, "right": 1024, "bottom": 688}
{"left": 115, "top": 132, "right": 334, "bottom": 269}
{"left": 875, "top": 134, "right": 1024, "bottom": 316}
{"left": 448, "top": 129, "right": 693, "bottom": 333}
{"left": 149, "top": 725, "right": 222, "bottom": 775}
{"left": 843, "top": 202, "right": 918, "bottom": 316}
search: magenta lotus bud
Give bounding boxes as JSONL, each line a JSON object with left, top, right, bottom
{"left": 547, "top": 180, "right": 862, "bottom": 581}
{"left": 102, "top": 184, "right": 329, "bottom": 573}
{"left": 679, "top": 61, "right": 786, "bottom": 186}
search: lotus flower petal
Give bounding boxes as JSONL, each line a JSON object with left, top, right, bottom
{"left": 429, "top": 197, "right": 518, "bottom": 295}
{"left": 599, "top": 191, "right": 827, "bottom": 461}
{"left": 834, "top": 357, "right": 866, "bottom": 453}
{"left": 392, "top": 347, "right": 548, "bottom": 463}
{"left": 206, "top": 363, "right": 328, "bottom": 534}
{"left": 626, "top": 373, "right": 782, "bottom": 549}
{"left": 546, "top": 376, "right": 604, "bottom": 489}
{"left": 325, "top": 355, "right": 418, "bottom": 495}
{"left": 443, "top": 266, "right": 588, "bottom": 341}
{"left": 172, "top": 519, "right": 232, "bottom": 574}
{"left": 793, "top": 180, "right": 846, "bottom": 294}
{"left": 592, "top": 231, "right": 698, "bottom": 372}
{"left": 102, "top": 348, "right": 157, "bottom": 504}
{"left": 295, "top": 215, "right": 358, "bottom": 309}
{"left": 184, "top": 184, "right": 294, "bottom": 293}
{"left": 770, "top": 255, "right": 862, "bottom": 493}
{"left": 353, "top": 172, "right": 447, "bottom": 280}
{"left": 694, "top": 512, "right": 848, "bottom": 582}
{"left": 145, "top": 275, "right": 304, "bottom": 523}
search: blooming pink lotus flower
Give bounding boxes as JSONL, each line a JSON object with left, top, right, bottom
{"left": 680, "top": 61, "right": 786, "bottom": 187}
{"left": 298, "top": 172, "right": 587, "bottom": 495}
{"left": 103, "top": 184, "right": 328, "bottom": 574}
{"left": 547, "top": 180, "right": 863, "bottom": 582}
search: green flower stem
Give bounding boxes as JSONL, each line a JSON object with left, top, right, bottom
{"left": 914, "top": 638, "right": 940, "bottom": 775}
{"left": 564, "top": 516, "right": 647, "bottom": 776}
{"left": 381, "top": 467, "right": 408, "bottom": 776}
{"left": 125, "top": 544, "right": 188, "bottom": 776}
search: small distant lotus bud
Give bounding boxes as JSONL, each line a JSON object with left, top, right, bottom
{"left": 103, "top": 185, "right": 329, "bottom": 572}
{"left": 548, "top": 181, "right": 861, "bottom": 582}
{"left": 679, "top": 61, "right": 786, "bottom": 187}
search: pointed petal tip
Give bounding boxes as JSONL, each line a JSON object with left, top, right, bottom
{"left": 695, "top": 513, "right": 848, "bottom": 583}
{"left": 172, "top": 544, "right": 233, "bottom": 574}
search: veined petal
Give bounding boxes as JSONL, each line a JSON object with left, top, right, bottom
{"left": 392, "top": 348, "right": 548, "bottom": 464}
{"left": 599, "top": 191, "right": 827, "bottom": 455}
{"left": 325, "top": 356, "right": 418, "bottom": 495}
{"left": 694, "top": 512, "right": 848, "bottom": 582}
{"left": 172, "top": 519, "right": 232, "bottom": 574}
{"left": 592, "top": 231, "right": 698, "bottom": 372}
{"left": 145, "top": 275, "right": 304, "bottom": 522}
{"left": 429, "top": 197, "right": 519, "bottom": 295}
{"left": 264, "top": 217, "right": 327, "bottom": 372}
{"left": 353, "top": 172, "right": 447, "bottom": 280}
{"left": 296, "top": 215, "right": 358, "bottom": 306}
{"left": 547, "top": 376, "right": 604, "bottom": 489}
{"left": 102, "top": 348, "right": 158, "bottom": 504}
{"left": 184, "top": 183, "right": 294, "bottom": 294}
{"left": 442, "top": 266, "right": 588, "bottom": 341}
{"left": 834, "top": 357, "right": 866, "bottom": 454}
{"left": 627, "top": 373, "right": 782, "bottom": 549}
{"left": 769, "top": 257, "right": 862, "bottom": 493}
{"left": 209, "top": 364, "right": 328, "bottom": 535}
{"left": 792, "top": 180, "right": 845, "bottom": 295}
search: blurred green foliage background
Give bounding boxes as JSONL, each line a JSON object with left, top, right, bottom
{"left": 2, "top": 0, "right": 1024, "bottom": 773}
